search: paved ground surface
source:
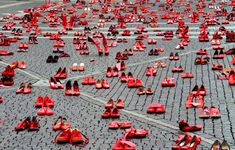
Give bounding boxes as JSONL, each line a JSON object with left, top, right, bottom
{"left": 0, "top": 0, "right": 235, "bottom": 149}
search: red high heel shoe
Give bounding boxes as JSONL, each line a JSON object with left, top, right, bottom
{"left": 54, "top": 128, "right": 71, "bottom": 144}
{"left": 147, "top": 103, "right": 165, "bottom": 114}
{"left": 44, "top": 96, "right": 54, "bottom": 107}
{"left": 116, "top": 99, "right": 124, "bottom": 109}
{"left": 28, "top": 116, "right": 40, "bottom": 131}
{"left": 106, "top": 67, "right": 113, "bottom": 78}
{"left": 53, "top": 116, "right": 70, "bottom": 131}
{"left": 112, "top": 139, "right": 136, "bottom": 150}
{"left": 65, "top": 80, "right": 73, "bottom": 95}
{"left": 70, "top": 128, "right": 89, "bottom": 146}
{"left": 181, "top": 135, "right": 201, "bottom": 150}
{"left": 23, "top": 83, "right": 32, "bottom": 94}
{"left": 178, "top": 120, "right": 202, "bottom": 132}
{"left": 111, "top": 108, "right": 120, "bottom": 118}
{"left": 172, "top": 134, "right": 192, "bottom": 150}
{"left": 73, "top": 81, "right": 80, "bottom": 95}
{"left": 102, "top": 108, "right": 112, "bottom": 118}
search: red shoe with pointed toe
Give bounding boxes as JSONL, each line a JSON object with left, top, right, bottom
{"left": 54, "top": 129, "right": 71, "bottom": 144}
{"left": 53, "top": 116, "right": 70, "bottom": 131}
{"left": 119, "top": 121, "right": 132, "bottom": 129}
{"left": 44, "top": 96, "right": 54, "bottom": 107}
{"left": 172, "top": 134, "right": 192, "bottom": 150}
{"left": 28, "top": 116, "right": 40, "bottom": 131}
{"left": 120, "top": 72, "right": 127, "bottom": 83}
{"left": 15, "top": 117, "right": 30, "bottom": 131}
{"left": 2, "top": 65, "right": 15, "bottom": 77}
{"left": 18, "top": 61, "right": 26, "bottom": 69}
{"left": 96, "top": 80, "right": 102, "bottom": 89}
{"left": 135, "top": 79, "right": 143, "bottom": 87}
{"left": 181, "top": 135, "right": 201, "bottom": 150}
{"left": 128, "top": 79, "right": 136, "bottom": 88}
{"left": 116, "top": 99, "right": 124, "bottom": 109}
{"left": 65, "top": 80, "right": 73, "bottom": 95}
{"left": 178, "top": 120, "right": 202, "bottom": 132}
{"left": 16, "top": 83, "right": 24, "bottom": 94}
{"left": 73, "top": 81, "right": 80, "bottom": 96}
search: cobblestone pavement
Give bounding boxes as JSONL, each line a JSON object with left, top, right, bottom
{"left": 0, "top": 0, "right": 235, "bottom": 149}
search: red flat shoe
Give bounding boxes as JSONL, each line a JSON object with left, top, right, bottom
{"left": 28, "top": 116, "right": 40, "bottom": 131}
{"left": 111, "top": 108, "right": 120, "bottom": 118}
{"left": 209, "top": 106, "right": 221, "bottom": 118}
{"left": 2, "top": 65, "right": 15, "bottom": 77}
{"left": 15, "top": 117, "right": 30, "bottom": 131}
{"left": 124, "top": 128, "right": 149, "bottom": 138}
{"left": 116, "top": 99, "right": 124, "bottom": 109}
{"left": 109, "top": 121, "right": 120, "bottom": 129}
{"left": 178, "top": 120, "right": 202, "bottom": 132}
{"left": 54, "top": 128, "right": 71, "bottom": 144}
{"left": 102, "top": 108, "right": 112, "bottom": 118}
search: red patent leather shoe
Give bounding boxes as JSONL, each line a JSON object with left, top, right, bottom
{"left": 106, "top": 67, "right": 113, "bottom": 78}
{"left": 128, "top": 79, "right": 136, "bottom": 88}
{"left": 73, "top": 81, "right": 80, "bottom": 95}
{"left": 102, "top": 108, "right": 112, "bottom": 118}
{"left": 135, "top": 79, "right": 143, "bottom": 87}
{"left": 44, "top": 96, "right": 54, "bottom": 107}
{"left": 178, "top": 120, "right": 202, "bottom": 132}
{"left": 28, "top": 116, "right": 40, "bottom": 131}
{"left": 15, "top": 117, "right": 30, "bottom": 131}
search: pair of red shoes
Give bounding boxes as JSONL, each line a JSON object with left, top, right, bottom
{"left": 127, "top": 78, "right": 143, "bottom": 88}
{"left": 105, "top": 98, "right": 124, "bottom": 109}
{"left": 10, "top": 60, "right": 26, "bottom": 69}
{"left": 65, "top": 80, "right": 80, "bottom": 96}
{"left": 53, "top": 40, "right": 65, "bottom": 47}
{"left": 16, "top": 83, "right": 32, "bottom": 94}
{"left": 15, "top": 116, "right": 40, "bottom": 132}
{"left": 109, "top": 121, "right": 132, "bottom": 129}
{"left": 88, "top": 33, "right": 109, "bottom": 56}
{"left": 147, "top": 103, "right": 165, "bottom": 113}
{"left": 124, "top": 128, "right": 149, "bottom": 139}
{"left": 122, "top": 30, "right": 131, "bottom": 36}
{"left": 185, "top": 94, "right": 204, "bottom": 108}
{"left": 178, "top": 120, "right": 202, "bottom": 132}
{"left": 112, "top": 138, "right": 136, "bottom": 150}
{"left": 191, "top": 85, "right": 207, "bottom": 96}
{"left": 52, "top": 116, "right": 70, "bottom": 131}
{"left": 36, "top": 96, "right": 54, "bottom": 116}
{"left": 172, "top": 134, "right": 201, "bottom": 150}
{"left": 199, "top": 106, "right": 221, "bottom": 118}
{"left": 146, "top": 67, "right": 157, "bottom": 76}
{"left": 181, "top": 72, "right": 194, "bottom": 78}
{"left": 54, "top": 128, "right": 89, "bottom": 146}
{"left": 106, "top": 66, "right": 119, "bottom": 78}
{"left": 161, "top": 78, "right": 176, "bottom": 87}
{"left": 2, "top": 65, "right": 15, "bottom": 77}
{"left": 18, "top": 42, "right": 28, "bottom": 52}
{"left": 116, "top": 52, "right": 129, "bottom": 60}
{"left": 82, "top": 76, "right": 96, "bottom": 85}
{"left": 96, "top": 79, "right": 110, "bottom": 89}
{"left": 54, "top": 67, "right": 68, "bottom": 79}
{"left": 196, "top": 49, "right": 208, "bottom": 55}
{"left": 169, "top": 52, "right": 180, "bottom": 60}
{"left": 102, "top": 107, "right": 120, "bottom": 118}
{"left": 49, "top": 77, "right": 64, "bottom": 89}
{"left": 172, "top": 66, "right": 184, "bottom": 73}
{"left": 137, "top": 87, "right": 153, "bottom": 95}
{"left": 147, "top": 39, "right": 157, "bottom": 44}
{"left": 213, "top": 50, "right": 225, "bottom": 59}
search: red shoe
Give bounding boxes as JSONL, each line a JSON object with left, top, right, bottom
{"left": 111, "top": 108, "right": 120, "bottom": 118}
{"left": 196, "top": 49, "right": 208, "bottom": 55}
{"left": 16, "top": 83, "right": 24, "bottom": 94}
{"left": 53, "top": 116, "right": 70, "bottom": 131}
{"left": 119, "top": 121, "right": 132, "bottom": 129}
{"left": 18, "top": 61, "right": 26, "bottom": 69}
{"left": 181, "top": 135, "right": 201, "bottom": 150}
{"left": 54, "top": 67, "right": 68, "bottom": 79}
{"left": 135, "top": 79, "right": 143, "bottom": 87}
{"left": 128, "top": 79, "right": 136, "bottom": 88}
{"left": 172, "top": 134, "right": 192, "bottom": 150}
{"left": 212, "top": 64, "right": 223, "bottom": 70}
{"left": 146, "top": 88, "right": 153, "bottom": 95}
{"left": 105, "top": 99, "right": 114, "bottom": 109}
{"left": 106, "top": 67, "right": 113, "bottom": 78}
{"left": 0, "top": 96, "right": 3, "bottom": 103}
{"left": 199, "top": 106, "right": 210, "bottom": 118}
{"left": 147, "top": 103, "right": 165, "bottom": 113}
{"left": 49, "top": 77, "right": 64, "bottom": 89}
{"left": 231, "top": 56, "right": 235, "bottom": 65}
{"left": 15, "top": 117, "right": 30, "bottom": 131}
{"left": 70, "top": 128, "right": 89, "bottom": 145}
{"left": 54, "top": 128, "right": 71, "bottom": 144}
{"left": 178, "top": 120, "right": 202, "bottom": 132}
{"left": 102, "top": 108, "right": 112, "bottom": 118}
{"left": 113, "top": 67, "right": 119, "bottom": 77}
{"left": 120, "top": 72, "right": 127, "bottom": 83}
{"left": 23, "top": 83, "right": 32, "bottom": 94}
{"left": 65, "top": 80, "right": 73, "bottom": 95}
{"left": 161, "top": 78, "right": 175, "bottom": 87}
{"left": 109, "top": 121, "right": 120, "bottom": 129}
{"left": 2, "top": 65, "right": 15, "bottom": 77}
{"left": 37, "top": 105, "right": 46, "bottom": 116}
{"left": 73, "top": 81, "right": 80, "bottom": 95}
{"left": 44, "top": 96, "right": 54, "bottom": 107}
{"left": 199, "top": 85, "right": 207, "bottom": 96}
{"left": 209, "top": 106, "right": 221, "bottom": 118}
{"left": 137, "top": 87, "right": 145, "bottom": 95}
{"left": 228, "top": 70, "right": 235, "bottom": 85}
{"left": 172, "top": 66, "right": 184, "bottom": 72}
{"left": 116, "top": 99, "right": 124, "bottom": 109}
{"left": 45, "top": 105, "right": 54, "bottom": 116}
{"left": 96, "top": 79, "right": 102, "bottom": 89}
{"left": 28, "top": 116, "right": 40, "bottom": 131}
